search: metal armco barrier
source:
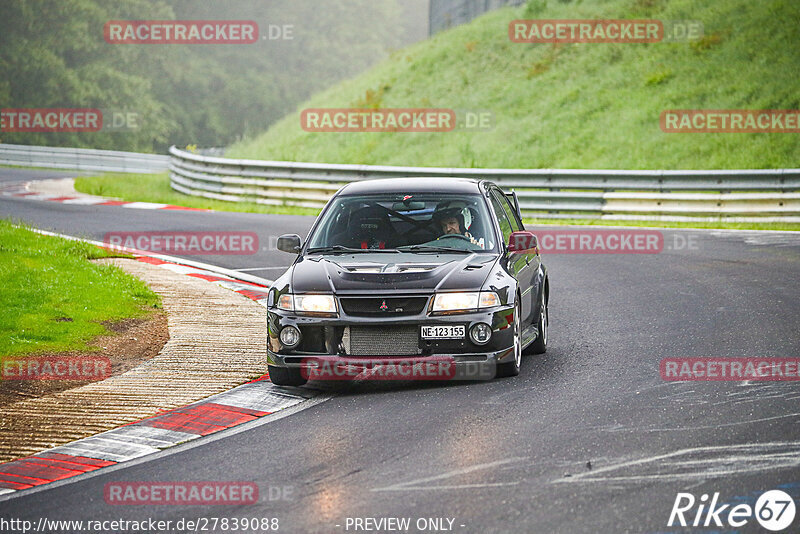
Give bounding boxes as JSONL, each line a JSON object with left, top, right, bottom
{"left": 0, "top": 143, "right": 169, "bottom": 173}
{"left": 169, "top": 146, "right": 800, "bottom": 222}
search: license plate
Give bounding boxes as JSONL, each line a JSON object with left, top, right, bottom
{"left": 421, "top": 325, "right": 465, "bottom": 339}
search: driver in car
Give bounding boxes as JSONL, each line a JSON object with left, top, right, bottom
{"left": 433, "top": 201, "right": 482, "bottom": 247}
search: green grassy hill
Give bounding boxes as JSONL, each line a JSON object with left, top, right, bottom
{"left": 228, "top": 0, "right": 799, "bottom": 170}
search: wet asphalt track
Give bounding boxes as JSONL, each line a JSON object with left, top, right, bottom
{"left": 1, "top": 168, "right": 799, "bottom": 533}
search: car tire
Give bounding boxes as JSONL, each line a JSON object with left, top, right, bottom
{"left": 496, "top": 300, "right": 522, "bottom": 378}
{"left": 526, "top": 288, "right": 548, "bottom": 355}
{"left": 267, "top": 364, "right": 307, "bottom": 387}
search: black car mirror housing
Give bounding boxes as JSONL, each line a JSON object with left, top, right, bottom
{"left": 277, "top": 234, "right": 302, "bottom": 254}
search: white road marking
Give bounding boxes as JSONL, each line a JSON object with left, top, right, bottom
{"left": 99, "top": 426, "right": 200, "bottom": 449}
{"left": 372, "top": 457, "right": 528, "bottom": 492}
{"left": 234, "top": 266, "right": 291, "bottom": 272}
{"left": 380, "top": 482, "right": 521, "bottom": 490}
{"left": 214, "top": 280, "right": 264, "bottom": 292}
{"left": 120, "top": 202, "right": 170, "bottom": 209}
{"left": 209, "top": 382, "right": 314, "bottom": 413}
{"left": 14, "top": 194, "right": 52, "bottom": 200}
{"left": 46, "top": 436, "right": 160, "bottom": 462}
{"left": 60, "top": 197, "right": 107, "bottom": 205}
{"left": 554, "top": 442, "right": 800, "bottom": 484}
{"left": 602, "top": 412, "right": 800, "bottom": 433}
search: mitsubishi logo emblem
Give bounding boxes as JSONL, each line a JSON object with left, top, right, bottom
{"left": 379, "top": 300, "right": 389, "bottom": 311}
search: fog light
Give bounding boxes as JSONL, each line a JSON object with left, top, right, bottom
{"left": 279, "top": 325, "right": 301, "bottom": 348}
{"left": 470, "top": 323, "right": 492, "bottom": 345}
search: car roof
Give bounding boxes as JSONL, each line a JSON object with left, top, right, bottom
{"left": 337, "top": 177, "right": 489, "bottom": 196}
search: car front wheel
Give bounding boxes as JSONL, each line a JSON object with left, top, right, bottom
{"left": 268, "top": 364, "right": 307, "bottom": 387}
{"left": 526, "top": 289, "right": 547, "bottom": 355}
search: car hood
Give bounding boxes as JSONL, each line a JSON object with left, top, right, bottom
{"left": 290, "top": 252, "right": 498, "bottom": 294}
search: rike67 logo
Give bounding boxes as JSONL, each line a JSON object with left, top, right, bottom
{"left": 669, "top": 489, "right": 796, "bottom": 531}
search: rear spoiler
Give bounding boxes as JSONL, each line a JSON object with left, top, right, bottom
{"left": 505, "top": 191, "right": 522, "bottom": 219}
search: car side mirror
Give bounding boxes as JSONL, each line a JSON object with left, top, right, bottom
{"left": 277, "top": 234, "right": 302, "bottom": 254}
{"left": 507, "top": 231, "right": 538, "bottom": 253}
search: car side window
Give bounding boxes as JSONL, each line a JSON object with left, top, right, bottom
{"left": 489, "top": 193, "right": 513, "bottom": 246}
{"left": 493, "top": 190, "right": 523, "bottom": 233}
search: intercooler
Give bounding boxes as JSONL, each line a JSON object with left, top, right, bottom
{"left": 342, "top": 325, "right": 421, "bottom": 356}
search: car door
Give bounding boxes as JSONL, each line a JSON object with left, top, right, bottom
{"left": 488, "top": 189, "right": 535, "bottom": 325}
{"left": 499, "top": 189, "right": 541, "bottom": 327}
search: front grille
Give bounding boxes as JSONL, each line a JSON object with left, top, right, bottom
{"left": 340, "top": 297, "right": 428, "bottom": 317}
{"left": 347, "top": 325, "right": 420, "bottom": 356}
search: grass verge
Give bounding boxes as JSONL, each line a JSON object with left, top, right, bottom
{"left": 0, "top": 220, "right": 162, "bottom": 358}
{"left": 74, "top": 172, "right": 321, "bottom": 216}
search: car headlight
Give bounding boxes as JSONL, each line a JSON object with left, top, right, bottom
{"left": 277, "top": 294, "right": 293, "bottom": 311}
{"left": 432, "top": 291, "right": 500, "bottom": 313}
{"left": 296, "top": 294, "right": 337, "bottom": 314}
{"left": 276, "top": 293, "right": 338, "bottom": 316}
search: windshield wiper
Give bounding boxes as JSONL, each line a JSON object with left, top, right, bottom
{"left": 307, "top": 245, "right": 399, "bottom": 254}
{"left": 306, "top": 245, "right": 364, "bottom": 253}
{"left": 397, "top": 245, "right": 474, "bottom": 253}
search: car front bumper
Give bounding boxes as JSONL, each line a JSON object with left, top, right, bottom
{"left": 266, "top": 305, "right": 517, "bottom": 379}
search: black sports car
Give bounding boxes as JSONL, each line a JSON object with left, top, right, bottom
{"left": 265, "top": 177, "right": 548, "bottom": 386}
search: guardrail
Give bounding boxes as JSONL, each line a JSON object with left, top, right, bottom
{"left": 169, "top": 146, "right": 800, "bottom": 222}
{"left": 0, "top": 143, "right": 168, "bottom": 174}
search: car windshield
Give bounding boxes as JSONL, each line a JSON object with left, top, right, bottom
{"left": 306, "top": 193, "right": 499, "bottom": 253}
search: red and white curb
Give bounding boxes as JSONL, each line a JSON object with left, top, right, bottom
{"left": 0, "top": 380, "right": 315, "bottom": 497}
{"left": 135, "top": 256, "right": 271, "bottom": 303}
{"left": 0, "top": 230, "right": 321, "bottom": 500}
{"left": 0, "top": 181, "right": 208, "bottom": 212}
